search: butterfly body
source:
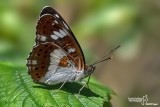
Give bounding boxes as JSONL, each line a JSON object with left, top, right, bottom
{"left": 27, "top": 6, "right": 95, "bottom": 85}
{"left": 40, "top": 66, "right": 85, "bottom": 85}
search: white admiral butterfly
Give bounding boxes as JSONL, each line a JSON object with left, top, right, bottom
{"left": 26, "top": 6, "right": 121, "bottom": 97}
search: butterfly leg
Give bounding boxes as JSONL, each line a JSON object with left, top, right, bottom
{"left": 80, "top": 80, "right": 86, "bottom": 84}
{"left": 86, "top": 75, "right": 91, "bottom": 89}
{"left": 79, "top": 75, "right": 91, "bottom": 89}
{"left": 77, "top": 75, "right": 92, "bottom": 98}
{"left": 77, "top": 82, "right": 87, "bottom": 99}
{"left": 53, "top": 80, "right": 67, "bottom": 94}
{"left": 80, "top": 80, "right": 89, "bottom": 89}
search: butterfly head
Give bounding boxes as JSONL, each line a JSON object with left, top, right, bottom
{"left": 85, "top": 65, "right": 96, "bottom": 75}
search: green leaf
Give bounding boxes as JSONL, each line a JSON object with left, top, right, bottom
{"left": 0, "top": 62, "right": 113, "bottom": 107}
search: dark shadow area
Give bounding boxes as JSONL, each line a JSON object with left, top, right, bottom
{"left": 33, "top": 82, "right": 101, "bottom": 98}
{"left": 103, "top": 94, "right": 112, "bottom": 107}
{"left": 103, "top": 101, "right": 112, "bottom": 107}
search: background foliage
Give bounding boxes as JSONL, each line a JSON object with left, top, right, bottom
{"left": 0, "top": 0, "right": 160, "bottom": 106}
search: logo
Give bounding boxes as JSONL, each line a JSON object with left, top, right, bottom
{"left": 128, "top": 95, "right": 158, "bottom": 106}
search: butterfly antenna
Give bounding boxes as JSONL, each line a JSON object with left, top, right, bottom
{"left": 92, "top": 44, "right": 122, "bottom": 66}
{"left": 92, "top": 56, "right": 113, "bottom": 66}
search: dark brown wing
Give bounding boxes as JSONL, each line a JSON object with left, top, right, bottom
{"left": 36, "top": 6, "right": 85, "bottom": 70}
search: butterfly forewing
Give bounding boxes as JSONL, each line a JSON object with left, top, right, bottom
{"left": 36, "top": 7, "right": 85, "bottom": 70}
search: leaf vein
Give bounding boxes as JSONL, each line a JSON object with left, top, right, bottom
{"left": 11, "top": 90, "right": 25, "bottom": 102}
{"left": 47, "top": 90, "right": 59, "bottom": 106}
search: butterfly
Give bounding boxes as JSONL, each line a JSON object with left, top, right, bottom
{"left": 26, "top": 6, "right": 121, "bottom": 98}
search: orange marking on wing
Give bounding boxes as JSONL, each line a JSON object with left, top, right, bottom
{"left": 70, "top": 52, "right": 78, "bottom": 58}
{"left": 60, "top": 36, "right": 84, "bottom": 70}
{"left": 63, "top": 43, "right": 71, "bottom": 49}
{"left": 59, "top": 56, "right": 69, "bottom": 67}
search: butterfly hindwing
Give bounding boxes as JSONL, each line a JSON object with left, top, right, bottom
{"left": 27, "top": 43, "right": 78, "bottom": 82}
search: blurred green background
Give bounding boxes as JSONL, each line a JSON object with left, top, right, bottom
{"left": 0, "top": 0, "right": 160, "bottom": 106}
